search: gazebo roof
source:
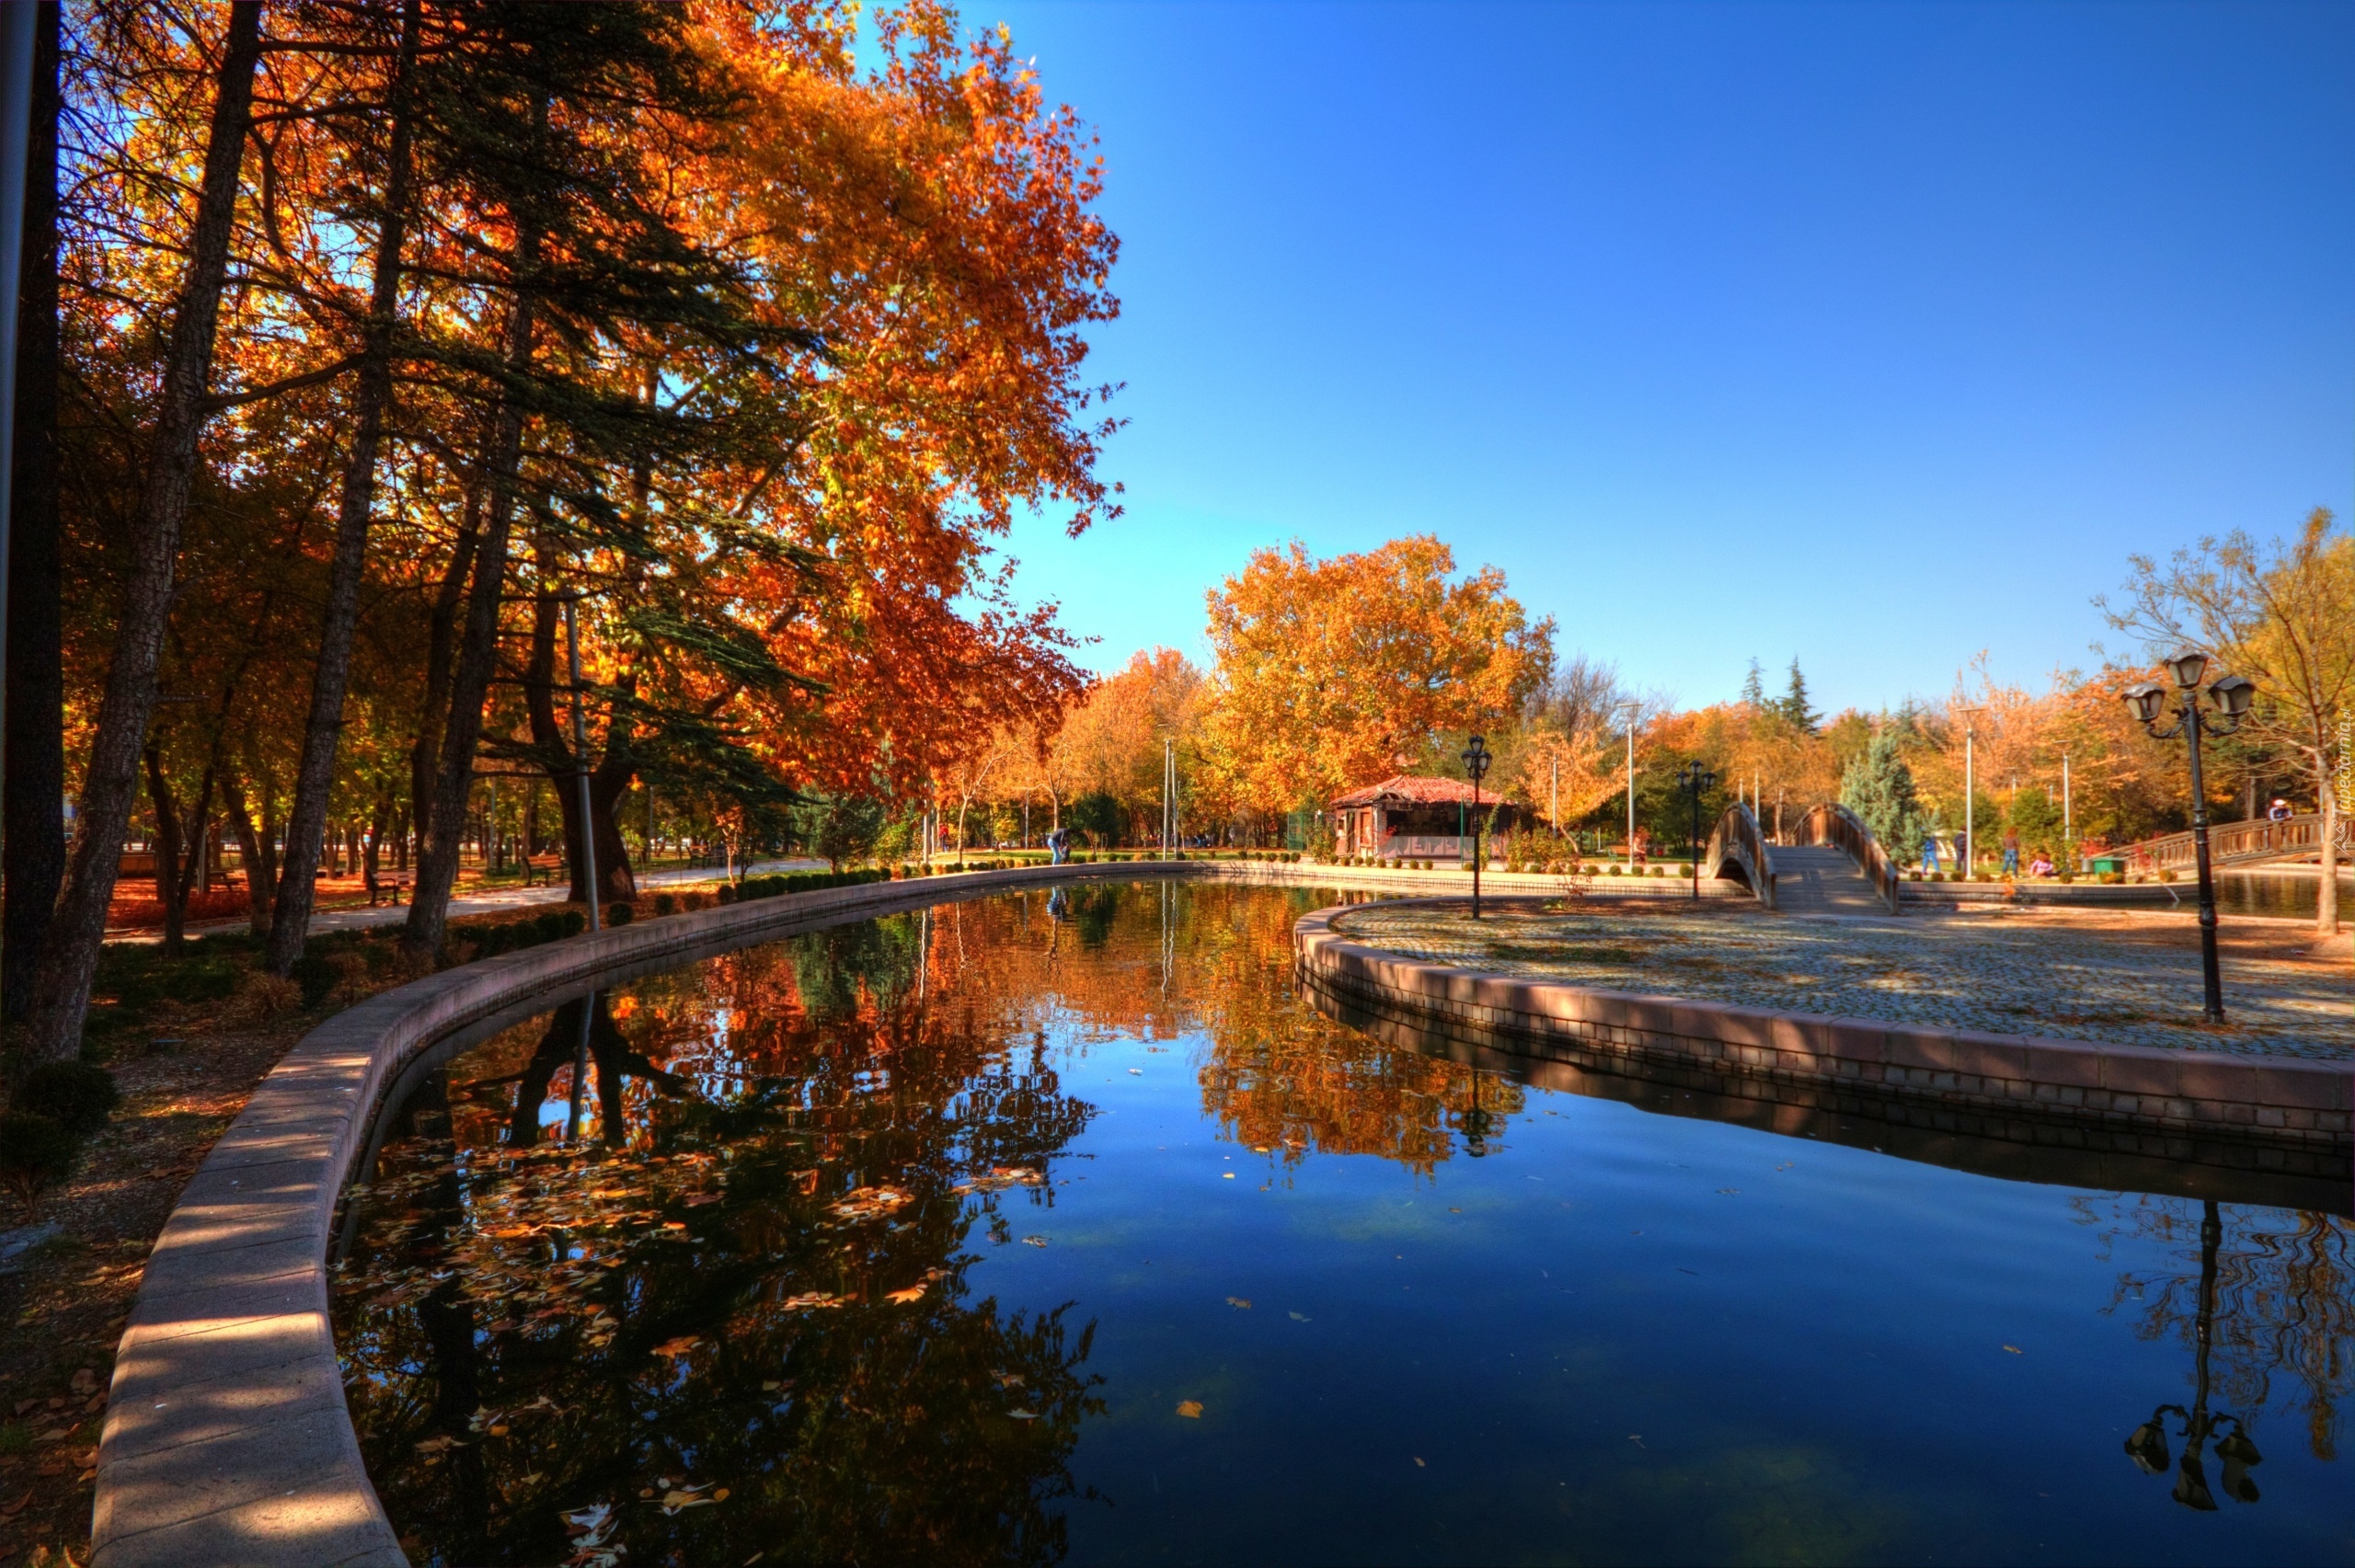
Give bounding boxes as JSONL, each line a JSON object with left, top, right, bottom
{"left": 1331, "top": 774, "right": 1486, "bottom": 810}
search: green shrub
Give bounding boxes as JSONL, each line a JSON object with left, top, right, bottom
{"left": 652, "top": 891, "right": 677, "bottom": 916}
{"left": 0, "top": 1113, "right": 79, "bottom": 1219}
{"left": 17, "top": 1062, "right": 120, "bottom": 1136}
{"left": 2157, "top": 869, "right": 2177, "bottom": 883}
{"left": 608, "top": 902, "right": 635, "bottom": 926}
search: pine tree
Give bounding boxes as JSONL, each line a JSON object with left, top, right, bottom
{"left": 1740, "top": 658, "right": 1765, "bottom": 708}
{"left": 1840, "top": 729, "right": 1926, "bottom": 863}
{"left": 1780, "top": 658, "right": 1817, "bottom": 732}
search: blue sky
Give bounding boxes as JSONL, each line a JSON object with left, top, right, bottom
{"left": 975, "top": 1, "right": 2353, "bottom": 715}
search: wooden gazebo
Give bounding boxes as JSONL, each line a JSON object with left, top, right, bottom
{"left": 1331, "top": 774, "right": 1516, "bottom": 861}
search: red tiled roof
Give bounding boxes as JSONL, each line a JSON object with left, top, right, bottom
{"left": 1331, "top": 774, "right": 1487, "bottom": 808}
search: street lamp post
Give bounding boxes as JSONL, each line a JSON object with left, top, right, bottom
{"left": 2124, "top": 654, "right": 2255, "bottom": 1024}
{"left": 1617, "top": 701, "right": 1639, "bottom": 870}
{"left": 1678, "top": 761, "right": 1716, "bottom": 901}
{"left": 1462, "top": 733, "right": 1492, "bottom": 919}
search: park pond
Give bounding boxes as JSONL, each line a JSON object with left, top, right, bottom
{"left": 333, "top": 881, "right": 2353, "bottom": 1566}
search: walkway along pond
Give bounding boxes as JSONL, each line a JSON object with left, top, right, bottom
{"left": 96, "top": 870, "right": 2355, "bottom": 1566}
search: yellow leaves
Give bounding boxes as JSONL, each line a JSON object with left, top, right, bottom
{"left": 1175, "top": 1400, "right": 1203, "bottom": 1419}
{"left": 885, "top": 1283, "right": 929, "bottom": 1304}
{"left": 652, "top": 1336, "right": 700, "bottom": 1359}
{"left": 1200, "top": 536, "right": 1552, "bottom": 811}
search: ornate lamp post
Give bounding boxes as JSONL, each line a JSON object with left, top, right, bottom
{"left": 1462, "top": 733, "right": 1492, "bottom": 919}
{"left": 1678, "top": 761, "right": 1716, "bottom": 900}
{"left": 2123, "top": 654, "right": 2256, "bottom": 1023}
{"left": 2121, "top": 1200, "right": 2262, "bottom": 1511}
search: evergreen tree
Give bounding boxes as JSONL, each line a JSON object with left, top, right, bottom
{"left": 1780, "top": 658, "right": 1818, "bottom": 732}
{"left": 1739, "top": 658, "right": 1765, "bottom": 708}
{"left": 1839, "top": 728, "right": 1927, "bottom": 863}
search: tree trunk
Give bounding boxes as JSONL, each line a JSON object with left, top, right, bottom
{"left": 523, "top": 585, "right": 637, "bottom": 904}
{"left": 403, "top": 113, "right": 545, "bottom": 957}
{"left": 142, "top": 748, "right": 184, "bottom": 953}
{"left": 364, "top": 794, "right": 390, "bottom": 904}
{"left": 408, "top": 488, "right": 480, "bottom": 847}
{"left": 4, "top": 2, "right": 63, "bottom": 1024}
{"left": 19, "top": 2, "right": 262, "bottom": 1063}
{"left": 223, "top": 773, "right": 270, "bottom": 936}
{"left": 264, "top": 4, "right": 419, "bottom": 974}
{"left": 2315, "top": 764, "right": 2338, "bottom": 938}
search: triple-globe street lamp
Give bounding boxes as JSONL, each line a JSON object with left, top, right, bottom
{"left": 2122, "top": 653, "right": 2256, "bottom": 1024}
{"left": 1462, "top": 734, "right": 1492, "bottom": 919}
{"left": 1678, "top": 761, "right": 1716, "bottom": 901}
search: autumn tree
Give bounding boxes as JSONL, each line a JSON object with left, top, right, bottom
{"left": 2101, "top": 510, "right": 2355, "bottom": 933}
{"left": 1200, "top": 536, "right": 1552, "bottom": 815}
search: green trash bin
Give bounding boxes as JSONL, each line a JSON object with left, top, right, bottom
{"left": 2089, "top": 855, "right": 2126, "bottom": 875}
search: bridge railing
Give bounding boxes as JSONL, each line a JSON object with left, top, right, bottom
{"left": 2116, "top": 812, "right": 2347, "bottom": 873}
{"left": 1703, "top": 803, "right": 1776, "bottom": 909}
{"left": 1788, "top": 803, "right": 1901, "bottom": 912}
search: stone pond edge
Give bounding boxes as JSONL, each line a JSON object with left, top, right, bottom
{"left": 1294, "top": 904, "right": 2354, "bottom": 1160}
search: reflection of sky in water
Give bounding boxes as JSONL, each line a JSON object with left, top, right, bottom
{"left": 341, "top": 883, "right": 2353, "bottom": 1568}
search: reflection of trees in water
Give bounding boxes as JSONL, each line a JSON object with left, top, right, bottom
{"left": 342, "top": 948, "right": 1105, "bottom": 1564}
{"left": 1178, "top": 882, "right": 1527, "bottom": 1173}
{"left": 341, "top": 881, "right": 1537, "bottom": 1560}
{"left": 2086, "top": 1196, "right": 2354, "bottom": 1464}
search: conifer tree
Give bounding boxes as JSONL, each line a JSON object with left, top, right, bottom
{"left": 1839, "top": 728, "right": 1926, "bottom": 863}
{"left": 1739, "top": 658, "right": 1764, "bottom": 708}
{"left": 1780, "top": 658, "right": 1817, "bottom": 732}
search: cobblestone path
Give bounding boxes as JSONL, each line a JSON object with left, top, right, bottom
{"left": 1331, "top": 901, "right": 2353, "bottom": 1060}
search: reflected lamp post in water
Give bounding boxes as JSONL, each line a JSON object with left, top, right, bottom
{"left": 2123, "top": 655, "right": 2256, "bottom": 1023}
{"left": 2122, "top": 1200, "right": 2262, "bottom": 1511}
{"left": 1678, "top": 761, "right": 1716, "bottom": 900}
{"left": 1462, "top": 734, "right": 1492, "bottom": 920}
{"left": 1462, "top": 1069, "right": 1493, "bottom": 1159}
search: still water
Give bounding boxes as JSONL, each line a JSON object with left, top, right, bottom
{"left": 335, "top": 882, "right": 2354, "bottom": 1566}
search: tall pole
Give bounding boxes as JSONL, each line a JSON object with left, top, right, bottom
{"left": 563, "top": 595, "right": 601, "bottom": 934}
{"left": 2183, "top": 702, "right": 2224, "bottom": 1023}
{"left": 1963, "top": 727, "right": 1975, "bottom": 880}
{"left": 2063, "top": 753, "right": 2073, "bottom": 848}
{"left": 1623, "top": 706, "right": 1637, "bottom": 869}
{"left": 1550, "top": 755, "right": 1558, "bottom": 839}
{"left": 0, "top": 4, "right": 39, "bottom": 1022}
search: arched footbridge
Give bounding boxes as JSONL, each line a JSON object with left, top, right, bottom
{"left": 2112, "top": 812, "right": 2348, "bottom": 875}
{"left": 1702, "top": 802, "right": 1902, "bottom": 915}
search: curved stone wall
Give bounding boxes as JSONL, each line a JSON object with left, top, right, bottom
{"left": 1293, "top": 906, "right": 2353, "bottom": 1181}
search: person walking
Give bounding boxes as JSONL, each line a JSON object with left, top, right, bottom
{"left": 1922, "top": 836, "right": 1940, "bottom": 875}
{"left": 2001, "top": 826, "right": 2020, "bottom": 876}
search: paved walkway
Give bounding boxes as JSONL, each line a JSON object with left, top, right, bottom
{"left": 113, "top": 859, "right": 827, "bottom": 944}
{"left": 1770, "top": 844, "right": 1888, "bottom": 915}
{"left": 1332, "top": 901, "right": 2353, "bottom": 1060}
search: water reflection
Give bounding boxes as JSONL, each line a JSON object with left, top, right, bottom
{"left": 336, "top": 882, "right": 2354, "bottom": 1565}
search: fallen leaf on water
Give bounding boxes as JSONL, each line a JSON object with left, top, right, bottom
{"left": 886, "top": 1284, "right": 928, "bottom": 1304}
{"left": 1007, "top": 1409, "right": 1040, "bottom": 1421}
{"left": 1717, "top": 1188, "right": 1740, "bottom": 1196}
{"left": 1222, "top": 1173, "right": 1235, "bottom": 1180}
{"left": 1226, "top": 1297, "right": 1252, "bottom": 1310}
{"left": 1023, "top": 1236, "right": 1049, "bottom": 1248}
{"left": 1448, "top": 1207, "right": 1462, "bottom": 1213}
{"left": 1288, "top": 1311, "right": 1309, "bottom": 1322}
{"left": 1176, "top": 1401, "right": 1203, "bottom": 1419}
{"left": 651, "top": 1337, "right": 699, "bottom": 1359}
{"left": 660, "top": 1488, "right": 717, "bottom": 1514}
{"left": 1126, "top": 1068, "right": 1143, "bottom": 1075}
{"left": 414, "top": 1434, "right": 463, "bottom": 1454}
{"left": 1413, "top": 1458, "right": 1425, "bottom": 1468}
{"left": 2003, "top": 1345, "right": 2022, "bottom": 1355}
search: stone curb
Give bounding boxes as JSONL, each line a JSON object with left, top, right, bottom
{"left": 93, "top": 859, "right": 1352, "bottom": 1568}
{"left": 1294, "top": 907, "right": 2355, "bottom": 1168}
